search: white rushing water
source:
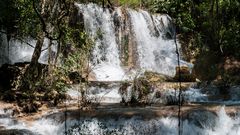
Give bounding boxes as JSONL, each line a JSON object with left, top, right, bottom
{"left": 0, "top": 107, "right": 240, "bottom": 135}
{"left": 129, "top": 9, "right": 179, "bottom": 77}
{"left": 67, "top": 84, "right": 240, "bottom": 106}
{"left": 67, "top": 84, "right": 122, "bottom": 104}
{"left": 75, "top": 3, "right": 192, "bottom": 81}
{"left": 66, "top": 83, "right": 209, "bottom": 105}
{"left": 76, "top": 3, "right": 126, "bottom": 81}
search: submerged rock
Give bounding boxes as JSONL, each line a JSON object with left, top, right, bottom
{"left": 184, "top": 110, "right": 217, "bottom": 129}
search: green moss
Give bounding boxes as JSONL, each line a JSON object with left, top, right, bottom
{"left": 144, "top": 71, "right": 167, "bottom": 83}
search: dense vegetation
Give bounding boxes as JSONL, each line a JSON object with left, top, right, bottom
{"left": 0, "top": 0, "right": 94, "bottom": 112}
{"left": 148, "top": 0, "right": 240, "bottom": 58}
{"left": 146, "top": 0, "right": 240, "bottom": 84}
{"left": 0, "top": 0, "right": 239, "bottom": 112}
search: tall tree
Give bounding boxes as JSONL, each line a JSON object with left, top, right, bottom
{"left": 19, "top": 0, "right": 70, "bottom": 92}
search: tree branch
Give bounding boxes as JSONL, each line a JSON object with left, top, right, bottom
{"left": 32, "top": 0, "right": 62, "bottom": 40}
{"left": 0, "top": 30, "right": 48, "bottom": 52}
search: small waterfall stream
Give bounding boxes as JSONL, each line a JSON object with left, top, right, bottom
{"left": 128, "top": 9, "right": 178, "bottom": 76}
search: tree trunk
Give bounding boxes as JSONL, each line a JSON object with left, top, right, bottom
{"left": 30, "top": 31, "right": 44, "bottom": 67}
{"left": 18, "top": 0, "right": 46, "bottom": 92}
{"left": 18, "top": 31, "right": 44, "bottom": 92}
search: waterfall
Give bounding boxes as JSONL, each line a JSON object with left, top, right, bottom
{"left": 128, "top": 9, "right": 179, "bottom": 76}
{"left": 76, "top": 4, "right": 126, "bottom": 81}
{"left": 75, "top": 3, "right": 192, "bottom": 81}
{"left": 0, "top": 3, "right": 192, "bottom": 80}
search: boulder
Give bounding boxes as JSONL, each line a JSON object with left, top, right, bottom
{"left": 143, "top": 71, "right": 168, "bottom": 83}
{"left": 174, "top": 66, "right": 195, "bottom": 82}
{"left": 0, "top": 64, "right": 22, "bottom": 91}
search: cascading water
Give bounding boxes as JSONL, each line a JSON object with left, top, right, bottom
{"left": 1, "top": 3, "right": 240, "bottom": 135}
{"left": 128, "top": 9, "right": 180, "bottom": 76}
{"left": 75, "top": 3, "right": 191, "bottom": 81}
{"left": 1, "top": 107, "right": 240, "bottom": 135}
{"left": 76, "top": 4, "right": 126, "bottom": 81}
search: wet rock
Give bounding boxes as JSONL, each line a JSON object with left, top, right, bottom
{"left": 201, "top": 83, "right": 232, "bottom": 101}
{"left": 0, "top": 129, "right": 35, "bottom": 135}
{"left": 229, "top": 86, "right": 240, "bottom": 101}
{"left": 21, "top": 101, "right": 41, "bottom": 113}
{"left": 165, "top": 94, "right": 179, "bottom": 105}
{"left": 0, "top": 126, "right": 5, "bottom": 130}
{"left": 69, "top": 6, "right": 84, "bottom": 29}
{"left": 155, "top": 91, "right": 162, "bottom": 98}
{"left": 12, "top": 106, "right": 21, "bottom": 116}
{"left": 0, "top": 63, "right": 22, "bottom": 91}
{"left": 201, "top": 84, "right": 220, "bottom": 101}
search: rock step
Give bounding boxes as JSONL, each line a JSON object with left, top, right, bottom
{"left": 88, "top": 81, "right": 197, "bottom": 90}
{"left": 45, "top": 104, "right": 240, "bottom": 120}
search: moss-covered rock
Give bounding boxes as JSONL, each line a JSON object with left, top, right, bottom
{"left": 174, "top": 66, "right": 196, "bottom": 82}
{"left": 143, "top": 71, "right": 168, "bottom": 83}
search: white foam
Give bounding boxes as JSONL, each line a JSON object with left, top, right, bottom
{"left": 0, "top": 107, "right": 240, "bottom": 135}
{"left": 76, "top": 3, "right": 126, "bottom": 81}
